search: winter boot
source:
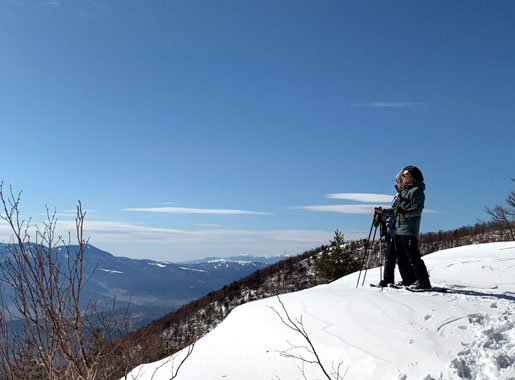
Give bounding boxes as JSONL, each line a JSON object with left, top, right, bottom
{"left": 376, "top": 279, "right": 393, "bottom": 287}
{"left": 408, "top": 279, "right": 431, "bottom": 290}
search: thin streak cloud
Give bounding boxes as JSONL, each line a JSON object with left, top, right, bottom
{"left": 356, "top": 102, "right": 423, "bottom": 108}
{"left": 295, "top": 204, "right": 387, "bottom": 214}
{"left": 326, "top": 193, "right": 395, "bottom": 203}
{"left": 124, "top": 207, "right": 272, "bottom": 215}
{"left": 296, "top": 204, "right": 440, "bottom": 214}
{"left": 0, "top": 220, "right": 338, "bottom": 245}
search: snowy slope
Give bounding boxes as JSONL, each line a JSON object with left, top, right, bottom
{"left": 123, "top": 242, "right": 515, "bottom": 380}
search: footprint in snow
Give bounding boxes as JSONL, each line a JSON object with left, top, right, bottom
{"left": 467, "top": 313, "right": 486, "bottom": 325}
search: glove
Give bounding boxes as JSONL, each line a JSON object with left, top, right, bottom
{"left": 393, "top": 206, "right": 405, "bottom": 216}
{"left": 373, "top": 208, "right": 383, "bottom": 227}
{"left": 394, "top": 206, "right": 409, "bottom": 220}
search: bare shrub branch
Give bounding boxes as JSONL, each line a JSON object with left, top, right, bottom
{"left": 0, "top": 185, "right": 129, "bottom": 380}
{"left": 485, "top": 178, "right": 515, "bottom": 241}
{"left": 270, "top": 296, "right": 348, "bottom": 380}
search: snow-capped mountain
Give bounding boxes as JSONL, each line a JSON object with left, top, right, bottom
{"left": 124, "top": 242, "right": 515, "bottom": 380}
{"left": 178, "top": 254, "right": 286, "bottom": 265}
{"left": 0, "top": 244, "right": 272, "bottom": 328}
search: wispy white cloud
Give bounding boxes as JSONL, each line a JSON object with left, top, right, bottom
{"left": 37, "top": 212, "right": 76, "bottom": 218}
{"left": 36, "top": 209, "right": 100, "bottom": 219}
{"left": 124, "top": 206, "right": 272, "bottom": 215}
{"left": 295, "top": 204, "right": 387, "bottom": 214}
{"left": 355, "top": 102, "right": 423, "bottom": 108}
{"left": 296, "top": 192, "right": 440, "bottom": 214}
{"left": 326, "top": 193, "right": 394, "bottom": 203}
{"left": 422, "top": 209, "right": 441, "bottom": 214}
{"left": 0, "top": 219, "right": 339, "bottom": 245}
{"left": 0, "top": 219, "right": 364, "bottom": 260}
{"left": 296, "top": 204, "right": 440, "bottom": 214}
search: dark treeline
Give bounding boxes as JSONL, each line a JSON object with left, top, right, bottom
{"left": 418, "top": 219, "right": 514, "bottom": 255}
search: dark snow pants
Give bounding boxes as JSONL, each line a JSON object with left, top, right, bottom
{"left": 382, "top": 235, "right": 396, "bottom": 284}
{"left": 383, "top": 233, "right": 417, "bottom": 285}
{"left": 394, "top": 235, "right": 430, "bottom": 287}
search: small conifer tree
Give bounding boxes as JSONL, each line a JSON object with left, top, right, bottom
{"left": 316, "top": 230, "right": 359, "bottom": 282}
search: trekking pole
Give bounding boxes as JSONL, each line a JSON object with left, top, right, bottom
{"left": 378, "top": 220, "right": 387, "bottom": 287}
{"left": 356, "top": 219, "right": 375, "bottom": 288}
{"left": 361, "top": 225, "right": 378, "bottom": 287}
{"left": 379, "top": 236, "right": 383, "bottom": 284}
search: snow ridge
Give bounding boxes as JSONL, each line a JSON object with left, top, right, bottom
{"left": 123, "top": 242, "right": 515, "bottom": 380}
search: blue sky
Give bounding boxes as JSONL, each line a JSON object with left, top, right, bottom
{"left": 0, "top": 1, "right": 513, "bottom": 261}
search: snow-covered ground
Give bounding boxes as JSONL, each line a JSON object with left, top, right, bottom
{"left": 123, "top": 242, "right": 515, "bottom": 380}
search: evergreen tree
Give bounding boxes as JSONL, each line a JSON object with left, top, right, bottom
{"left": 316, "top": 230, "right": 359, "bottom": 282}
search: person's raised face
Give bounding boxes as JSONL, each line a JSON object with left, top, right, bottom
{"left": 401, "top": 170, "right": 413, "bottom": 185}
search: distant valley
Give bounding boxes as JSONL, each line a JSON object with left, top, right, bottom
{"left": 0, "top": 244, "right": 284, "bottom": 329}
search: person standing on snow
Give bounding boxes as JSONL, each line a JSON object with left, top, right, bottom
{"left": 375, "top": 171, "right": 416, "bottom": 287}
{"left": 376, "top": 165, "right": 431, "bottom": 290}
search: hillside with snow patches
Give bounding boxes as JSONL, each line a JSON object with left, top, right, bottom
{"left": 0, "top": 245, "right": 276, "bottom": 330}
{"left": 123, "top": 242, "right": 515, "bottom": 380}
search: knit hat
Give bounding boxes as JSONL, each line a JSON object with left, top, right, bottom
{"left": 403, "top": 165, "right": 424, "bottom": 184}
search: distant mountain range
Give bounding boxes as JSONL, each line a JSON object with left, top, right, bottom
{"left": 177, "top": 254, "right": 286, "bottom": 265}
{"left": 0, "top": 244, "right": 283, "bottom": 329}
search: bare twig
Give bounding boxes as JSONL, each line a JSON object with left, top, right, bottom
{"left": 0, "top": 186, "right": 130, "bottom": 379}
{"left": 148, "top": 331, "right": 197, "bottom": 380}
{"left": 485, "top": 178, "right": 515, "bottom": 241}
{"left": 270, "top": 296, "right": 347, "bottom": 380}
